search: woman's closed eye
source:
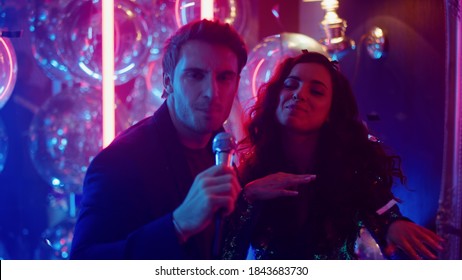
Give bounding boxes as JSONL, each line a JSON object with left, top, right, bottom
{"left": 310, "top": 81, "right": 328, "bottom": 96}
{"left": 310, "top": 88, "right": 324, "bottom": 96}
{"left": 283, "top": 77, "right": 300, "bottom": 90}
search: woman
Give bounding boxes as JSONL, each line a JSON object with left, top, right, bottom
{"left": 223, "top": 51, "right": 443, "bottom": 260}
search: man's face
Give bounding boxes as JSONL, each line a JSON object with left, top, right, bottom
{"left": 165, "top": 40, "right": 240, "bottom": 142}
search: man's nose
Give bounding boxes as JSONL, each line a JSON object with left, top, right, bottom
{"left": 204, "top": 77, "right": 219, "bottom": 98}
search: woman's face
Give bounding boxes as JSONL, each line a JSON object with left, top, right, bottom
{"left": 275, "top": 62, "right": 333, "bottom": 134}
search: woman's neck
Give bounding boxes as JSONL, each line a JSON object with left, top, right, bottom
{"left": 281, "top": 130, "right": 319, "bottom": 174}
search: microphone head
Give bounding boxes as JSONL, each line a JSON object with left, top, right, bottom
{"left": 212, "top": 132, "right": 236, "bottom": 154}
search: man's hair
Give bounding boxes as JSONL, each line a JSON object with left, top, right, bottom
{"left": 161, "top": 19, "right": 248, "bottom": 97}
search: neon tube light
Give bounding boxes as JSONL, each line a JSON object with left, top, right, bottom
{"left": 201, "top": 0, "right": 214, "bottom": 20}
{"left": 102, "top": 0, "right": 115, "bottom": 147}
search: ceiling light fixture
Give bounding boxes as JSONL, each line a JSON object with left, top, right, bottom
{"left": 318, "top": 0, "right": 355, "bottom": 60}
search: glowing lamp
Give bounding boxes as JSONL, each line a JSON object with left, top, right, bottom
{"left": 319, "top": 0, "right": 355, "bottom": 60}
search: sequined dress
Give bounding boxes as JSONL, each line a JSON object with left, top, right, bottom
{"left": 223, "top": 173, "right": 405, "bottom": 260}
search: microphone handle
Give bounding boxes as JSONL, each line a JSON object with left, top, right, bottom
{"left": 212, "top": 151, "right": 233, "bottom": 259}
{"left": 215, "top": 151, "right": 233, "bottom": 167}
{"left": 212, "top": 211, "right": 224, "bottom": 259}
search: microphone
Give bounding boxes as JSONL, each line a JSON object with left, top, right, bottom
{"left": 211, "top": 132, "right": 236, "bottom": 259}
{"left": 212, "top": 132, "right": 236, "bottom": 167}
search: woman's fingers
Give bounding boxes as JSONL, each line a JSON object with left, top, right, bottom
{"left": 244, "top": 173, "right": 316, "bottom": 201}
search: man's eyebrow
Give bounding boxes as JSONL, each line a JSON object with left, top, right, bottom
{"left": 183, "top": 68, "right": 238, "bottom": 77}
{"left": 183, "top": 68, "right": 236, "bottom": 74}
{"left": 183, "top": 67, "right": 207, "bottom": 73}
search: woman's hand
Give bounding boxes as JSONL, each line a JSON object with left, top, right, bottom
{"left": 243, "top": 172, "right": 316, "bottom": 203}
{"left": 385, "top": 220, "right": 445, "bottom": 259}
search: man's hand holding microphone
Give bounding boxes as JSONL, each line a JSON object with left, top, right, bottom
{"left": 172, "top": 132, "right": 240, "bottom": 252}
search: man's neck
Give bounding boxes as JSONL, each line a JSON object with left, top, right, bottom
{"left": 178, "top": 131, "right": 212, "bottom": 149}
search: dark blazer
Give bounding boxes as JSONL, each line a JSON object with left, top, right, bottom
{"left": 70, "top": 102, "right": 217, "bottom": 259}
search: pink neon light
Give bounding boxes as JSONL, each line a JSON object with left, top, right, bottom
{"left": 252, "top": 59, "right": 265, "bottom": 98}
{"left": 174, "top": 0, "right": 183, "bottom": 28}
{"left": 201, "top": 0, "right": 214, "bottom": 20}
{"left": 455, "top": 16, "right": 462, "bottom": 181}
{"left": 0, "top": 38, "right": 14, "bottom": 101}
{"left": 102, "top": 0, "right": 115, "bottom": 148}
{"left": 175, "top": 0, "right": 215, "bottom": 28}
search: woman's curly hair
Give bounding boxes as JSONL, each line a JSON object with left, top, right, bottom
{"left": 238, "top": 51, "right": 406, "bottom": 257}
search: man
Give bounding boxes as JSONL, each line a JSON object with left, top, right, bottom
{"left": 70, "top": 19, "right": 247, "bottom": 259}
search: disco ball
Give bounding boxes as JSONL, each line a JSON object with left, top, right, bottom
{"left": 129, "top": 1, "right": 177, "bottom": 60}
{"left": 0, "top": 116, "right": 8, "bottom": 173}
{"left": 46, "top": 191, "right": 80, "bottom": 229}
{"left": 56, "top": 0, "right": 153, "bottom": 86}
{"left": 0, "top": 37, "right": 18, "bottom": 109}
{"left": 147, "top": 0, "right": 178, "bottom": 61}
{"left": 125, "top": 59, "right": 164, "bottom": 124}
{"left": 238, "top": 33, "right": 329, "bottom": 117}
{"left": 36, "top": 219, "right": 75, "bottom": 260}
{"left": 29, "top": 0, "right": 75, "bottom": 82}
{"left": 144, "top": 58, "right": 165, "bottom": 103}
{"left": 355, "top": 227, "right": 385, "bottom": 260}
{"left": 173, "top": 0, "right": 250, "bottom": 36}
{"left": 29, "top": 87, "right": 130, "bottom": 194}
{"left": 223, "top": 97, "right": 246, "bottom": 143}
